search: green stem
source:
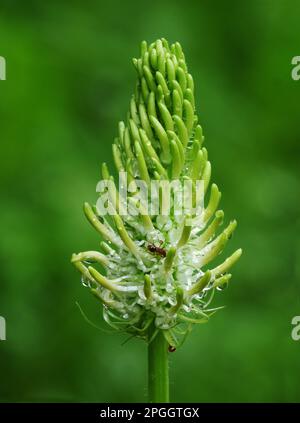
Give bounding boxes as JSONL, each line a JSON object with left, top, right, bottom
{"left": 148, "top": 325, "right": 169, "bottom": 403}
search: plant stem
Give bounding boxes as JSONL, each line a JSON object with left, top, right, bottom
{"left": 148, "top": 325, "right": 169, "bottom": 403}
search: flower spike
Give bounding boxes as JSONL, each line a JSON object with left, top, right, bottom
{"left": 72, "top": 39, "right": 241, "bottom": 349}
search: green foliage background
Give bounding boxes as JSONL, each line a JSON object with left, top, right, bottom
{"left": 0, "top": 0, "right": 299, "bottom": 402}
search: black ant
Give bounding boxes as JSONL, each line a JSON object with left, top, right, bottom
{"left": 168, "top": 345, "right": 176, "bottom": 352}
{"left": 147, "top": 241, "right": 167, "bottom": 257}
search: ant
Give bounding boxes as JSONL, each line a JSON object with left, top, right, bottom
{"left": 147, "top": 240, "right": 167, "bottom": 257}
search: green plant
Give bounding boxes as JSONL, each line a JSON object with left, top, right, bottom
{"left": 71, "top": 38, "right": 242, "bottom": 403}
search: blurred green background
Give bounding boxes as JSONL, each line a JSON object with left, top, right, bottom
{"left": 0, "top": 0, "right": 300, "bottom": 403}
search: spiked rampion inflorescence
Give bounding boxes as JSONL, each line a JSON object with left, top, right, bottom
{"left": 71, "top": 39, "right": 242, "bottom": 350}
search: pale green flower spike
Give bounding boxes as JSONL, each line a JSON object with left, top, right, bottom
{"left": 71, "top": 39, "right": 242, "bottom": 352}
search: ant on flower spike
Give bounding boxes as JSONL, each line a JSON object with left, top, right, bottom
{"left": 147, "top": 240, "right": 167, "bottom": 257}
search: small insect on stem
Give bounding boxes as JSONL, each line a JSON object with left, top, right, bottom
{"left": 168, "top": 345, "right": 176, "bottom": 352}
{"left": 147, "top": 243, "right": 167, "bottom": 257}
